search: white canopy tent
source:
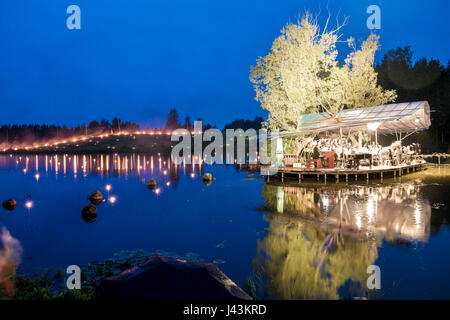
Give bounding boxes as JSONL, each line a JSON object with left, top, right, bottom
{"left": 258, "top": 101, "right": 431, "bottom": 139}
{"left": 297, "top": 101, "right": 431, "bottom": 135}
{"left": 257, "top": 101, "right": 432, "bottom": 161}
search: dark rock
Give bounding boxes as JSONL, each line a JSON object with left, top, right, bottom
{"left": 147, "top": 179, "right": 157, "bottom": 190}
{"left": 2, "top": 199, "right": 17, "bottom": 211}
{"left": 81, "top": 204, "right": 97, "bottom": 223}
{"left": 89, "top": 191, "right": 103, "bottom": 205}
{"left": 203, "top": 173, "right": 213, "bottom": 181}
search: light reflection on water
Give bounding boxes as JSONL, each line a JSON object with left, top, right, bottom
{"left": 0, "top": 154, "right": 449, "bottom": 299}
{"left": 253, "top": 169, "right": 449, "bottom": 299}
{"left": 0, "top": 153, "right": 202, "bottom": 179}
{"left": 267, "top": 183, "right": 431, "bottom": 242}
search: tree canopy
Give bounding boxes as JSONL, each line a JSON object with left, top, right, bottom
{"left": 250, "top": 12, "right": 396, "bottom": 131}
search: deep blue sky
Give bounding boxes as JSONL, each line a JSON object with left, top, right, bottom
{"left": 0, "top": 0, "right": 449, "bottom": 128}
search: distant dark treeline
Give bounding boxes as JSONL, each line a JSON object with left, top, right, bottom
{"left": 0, "top": 118, "right": 140, "bottom": 145}
{"left": 222, "top": 117, "right": 264, "bottom": 131}
{"left": 376, "top": 47, "right": 450, "bottom": 152}
{"left": 0, "top": 108, "right": 217, "bottom": 146}
{"left": 165, "top": 108, "right": 215, "bottom": 131}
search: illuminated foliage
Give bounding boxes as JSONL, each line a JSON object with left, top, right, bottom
{"left": 250, "top": 12, "right": 396, "bottom": 131}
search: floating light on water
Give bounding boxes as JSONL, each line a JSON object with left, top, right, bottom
{"left": 34, "top": 173, "right": 40, "bottom": 181}
{"left": 154, "top": 188, "right": 161, "bottom": 195}
{"left": 108, "top": 196, "right": 117, "bottom": 204}
{"left": 166, "top": 182, "right": 170, "bottom": 186}
{"left": 25, "top": 201, "right": 33, "bottom": 209}
{"left": 190, "top": 173, "right": 195, "bottom": 178}
{"left": 105, "top": 184, "right": 112, "bottom": 192}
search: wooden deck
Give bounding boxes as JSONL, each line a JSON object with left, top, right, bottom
{"left": 267, "top": 162, "right": 426, "bottom": 184}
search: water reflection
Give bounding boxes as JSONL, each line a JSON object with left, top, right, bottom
{"left": 254, "top": 181, "right": 431, "bottom": 299}
{"left": 0, "top": 154, "right": 204, "bottom": 187}
{"left": 0, "top": 154, "right": 447, "bottom": 299}
{"left": 265, "top": 183, "right": 431, "bottom": 241}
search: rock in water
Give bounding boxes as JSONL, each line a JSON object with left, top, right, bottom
{"left": 203, "top": 173, "right": 213, "bottom": 181}
{"left": 147, "top": 179, "right": 157, "bottom": 190}
{"left": 81, "top": 204, "right": 97, "bottom": 223}
{"left": 2, "top": 199, "right": 17, "bottom": 211}
{"left": 89, "top": 191, "right": 103, "bottom": 205}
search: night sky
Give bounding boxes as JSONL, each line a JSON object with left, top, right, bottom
{"left": 0, "top": 0, "right": 449, "bottom": 128}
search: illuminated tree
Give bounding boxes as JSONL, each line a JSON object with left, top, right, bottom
{"left": 250, "top": 12, "right": 396, "bottom": 131}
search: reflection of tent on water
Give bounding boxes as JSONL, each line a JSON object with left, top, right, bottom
{"left": 324, "top": 189, "right": 431, "bottom": 242}
{"left": 265, "top": 183, "right": 431, "bottom": 242}
{"left": 93, "top": 255, "right": 251, "bottom": 300}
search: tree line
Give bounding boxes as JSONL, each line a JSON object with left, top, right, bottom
{"left": 376, "top": 46, "right": 450, "bottom": 152}
{"left": 0, "top": 118, "right": 140, "bottom": 145}
{"left": 0, "top": 109, "right": 218, "bottom": 146}
{"left": 222, "top": 117, "right": 264, "bottom": 131}
{"left": 164, "top": 108, "right": 215, "bottom": 131}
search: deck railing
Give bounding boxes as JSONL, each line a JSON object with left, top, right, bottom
{"left": 422, "top": 153, "right": 450, "bottom": 165}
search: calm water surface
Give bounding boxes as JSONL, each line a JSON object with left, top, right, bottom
{"left": 0, "top": 154, "right": 449, "bottom": 299}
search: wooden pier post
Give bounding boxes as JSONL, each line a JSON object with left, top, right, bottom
{"left": 316, "top": 174, "right": 319, "bottom": 182}
{"left": 298, "top": 174, "right": 302, "bottom": 184}
{"left": 345, "top": 174, "right": 348, "bottom": 184}
{"left": 281, "top": 172, "right": 284, "bottom": 182}
{"left": 335, "top": 174, "right": 339, "bottom": 183}
{"left": 324, "top": 174, "right": 327, "bottom": 184}
{"left": 366, "top": 173, "right": 369, "bottom": 184}
{"left": 355, "top": 174, "right": 358, "bottom": 182}
{"left": 380, "top": 172, "right": 383, "bottom": 183}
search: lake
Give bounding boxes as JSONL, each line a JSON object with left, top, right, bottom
{"left": 0, "top": 153, "right": 449, "bottom": 299}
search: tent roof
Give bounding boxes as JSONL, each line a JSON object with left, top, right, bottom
{"left": 300, "top": 101, "right": 431, "bottom": 135}
{"left": 274, "top": 101, "right": 431, "bottom": 137}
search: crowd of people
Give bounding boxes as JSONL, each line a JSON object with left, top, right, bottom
{"left": 301, "top": 138, "right": 423, "bottom": 169}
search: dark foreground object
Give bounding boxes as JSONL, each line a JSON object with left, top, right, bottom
{"left": 93, "top": 255, "right": 251, "bottom": 300}
{"left": 2, "top": 199, "right": 17, "bottom": 211}
{"left": 81, "top": 204, "right": 97, "bottom": 223}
